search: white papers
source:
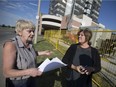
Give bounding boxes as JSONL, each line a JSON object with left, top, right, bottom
{"left": 38, "top": 57, "right": 67, "bottom": 72}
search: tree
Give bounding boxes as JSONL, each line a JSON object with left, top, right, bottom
{"left": 1, "top": 24, "right": 6, "bottom": 27}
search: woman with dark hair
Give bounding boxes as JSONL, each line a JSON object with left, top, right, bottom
{"left": 62, "top": 28, "right": 101, "bottom": 87}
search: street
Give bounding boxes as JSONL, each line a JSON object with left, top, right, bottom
{"left": 0, "top": 28, "right": 15, "bottom": 87}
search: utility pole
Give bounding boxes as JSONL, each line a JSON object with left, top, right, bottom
{"left": 34, "top": 0, "right": 41, "bottom": 44}
{"left": 38, "top": 13, "right": 42, "bottom": 35}
{"left": 67, "top": 0, "right": 76, "bottom": 30}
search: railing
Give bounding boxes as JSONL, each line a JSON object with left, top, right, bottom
{"left": 44, "top": 29, "right": 116, "bottom": 87}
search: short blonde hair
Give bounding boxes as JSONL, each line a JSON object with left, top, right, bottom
{"left": 15, "top": 19, "right": 35, "bottom": 34}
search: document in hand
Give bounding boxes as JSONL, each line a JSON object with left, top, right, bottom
{"left": 38, "top": 57, "right": 67, "bottom": 72}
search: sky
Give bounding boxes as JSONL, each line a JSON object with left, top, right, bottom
{"left": 98, "top": 0, "right": 116, "bottom": 30}
{"left": 0, "top": 0, "right": 116, "bottom": 30}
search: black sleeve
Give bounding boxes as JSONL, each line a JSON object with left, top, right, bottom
{"left": 92, "top": 48, "right": 101, "bottom": 73}
{"left": 62, "top": 44, "right": 76, "bottom": 67}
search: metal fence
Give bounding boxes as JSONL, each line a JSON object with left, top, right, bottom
{"left": 44, "top": 29, "right": 116, "bottom": 87}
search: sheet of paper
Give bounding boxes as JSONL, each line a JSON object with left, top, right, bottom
{"left": 38, "top": 57, "right": 67, "bottom": 72}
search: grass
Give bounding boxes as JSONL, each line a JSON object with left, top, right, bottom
{"left": 34, "top": 35, "right": 63, "bottom": 63}
{"left": 34, "top": 35, "right": 66, "bottom": 87}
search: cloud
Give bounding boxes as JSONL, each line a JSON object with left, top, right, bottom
{"left": 0, "top": 0, "right": 7, "bottom": 2}
{"left": 8, "top": 3, "right": 18, "bottom": 7}
{"left": 22, "top": 4, "right": 37, "bottom": 12}
{"left": 0, "top": 9, "right": 36, "bottom": 26}
{"left": 0, "top": 1, "right": 37, "bottom": 26}
{"left": 29, "top": 2, "right": 38, "bottom": 7}
{"left": 0, "top": 9, "right": 24, "bottom": 26}
{"left": 1, "top": 2, "right": 22, "bottom": 11}
{"left": 6, "top": 4, "right": 16, "bottom": 9}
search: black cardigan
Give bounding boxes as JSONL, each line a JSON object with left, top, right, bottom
{"left": 62, "top": 44, "right": 101, "bottom": 73}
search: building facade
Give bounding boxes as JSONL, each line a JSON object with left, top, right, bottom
{"left": 49, "top": 0, "right": 102, "bottom": 23}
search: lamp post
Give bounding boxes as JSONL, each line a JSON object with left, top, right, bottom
{"left": 34, "top": 0, "right": 41, "bottom": 44}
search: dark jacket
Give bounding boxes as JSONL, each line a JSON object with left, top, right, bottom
{"left": 62, "top": 43, "right": 101, "bottom": 77}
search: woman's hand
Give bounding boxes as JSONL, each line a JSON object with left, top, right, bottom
{"left": 76, "top": 65, "right": 86, "bottom": 74}
{"left": 27, "top": 68, "right": 42, "bottom": 77}
{"left": 38, "top": 50, "right": 53, "bottom": 56}
{"left": 71, "top": 64, "right": 95, "bottom": 75}
{"left": 71, "top": 64, "right": 86, "bottom": 74}
{"left": 84, "top": 67, "right": 95, "bottom": 75}
{"left": 44, "top": 50, "right": 53, "bottom": 56}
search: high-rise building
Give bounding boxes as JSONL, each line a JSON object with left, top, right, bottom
{"left": 49, "top": 0, "right": 66, "bottom": 17}
{"left": 49, "top": 0, "right": 102, "bottom": 23}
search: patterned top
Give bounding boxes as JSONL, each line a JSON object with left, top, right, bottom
{"left": 8, "top": 35, "right": 37, "bottom": 80}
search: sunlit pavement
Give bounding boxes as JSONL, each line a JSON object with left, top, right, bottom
{"left": 99, "top": 54, "right": 116, "bottom": 86}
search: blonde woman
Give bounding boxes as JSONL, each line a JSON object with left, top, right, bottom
{"left": 3, "top": 19, "right": 52, "bottom": 87}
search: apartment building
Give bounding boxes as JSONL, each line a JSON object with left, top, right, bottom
{"left": 49, "top": 0, "right": 102, "bottom": 23}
